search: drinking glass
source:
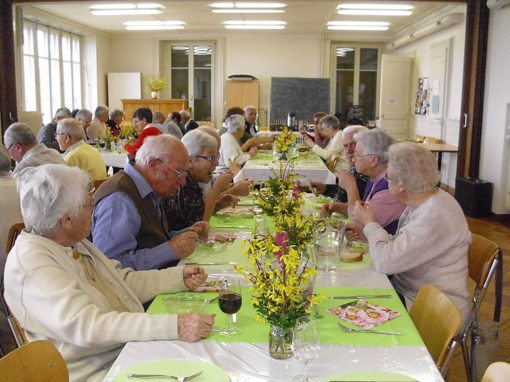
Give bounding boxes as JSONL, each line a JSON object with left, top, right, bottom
{"left": 314, "top": 223, "right": 345, "bottom": 271}
{"left": 291, "top": 316, "right": 321, "bottom": 382}
{"left": 218, "top": 277, "right": 242, "bottom": 336}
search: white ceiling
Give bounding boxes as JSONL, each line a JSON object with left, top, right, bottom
{"left": 25, "top": 1, "right": 461, "bottom": 41}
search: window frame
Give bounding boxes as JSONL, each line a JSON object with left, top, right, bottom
{"left": 21, "top": 19, "right": 82, "bottom": 124}
{"left": 330, "top": 42, "right": 382, "bottom": 123}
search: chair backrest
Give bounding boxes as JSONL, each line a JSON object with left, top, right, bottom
{"left": 0, "top": 340, "right": 69, "bottom": 381}
{"left": 6, "top": 222, "right": 24, "bottom": 254}
{"left": 467, "top": 233, "right": 502, "bottom": 323}
{"left": 481, "top": 362, "right": 510, "bottom": 382}
{"left": 423, "top": 136, "right": 440, "bottom": 144}
{"left": 228, "top": 158, "right": 240, "bottom": 176}
{"left": 410, "top": 284, "right": 462, "bottom": 371}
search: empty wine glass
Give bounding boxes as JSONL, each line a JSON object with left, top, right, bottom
{"left": 291, "top": 316, "right": 321, "bottom": 382}
{"left": 218, "top": 277, "right": 242, "bottom": 337}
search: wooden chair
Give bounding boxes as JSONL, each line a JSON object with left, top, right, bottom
{"left": 453, "top": 233, "right": 503, "bottom": 382}
{"left": 2, "top": 222, "right": 28, "bottom": 347}
{"left": 5, "top": 222, "right": 24, "bottom": 254}
{"left": 0, "top": 340, "right": 69, "bottom": 381}
{"left": 326, "top": 154, "right": 340, "bottom": 172}
{"left": 481, "top": 362, "right": 510, "bottom": 382}
{"left": 409, "top": 284, "right": 462, "bottom": 376}
{"left": 415, "top": 135, "right": 425, "bottom": 143}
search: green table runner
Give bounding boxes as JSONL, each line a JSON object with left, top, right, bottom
{"left": 185, "top": 240, "right": 248, "bottom": 268}
{"left": 148, "top": 286, "right": 424, "bottom": 347}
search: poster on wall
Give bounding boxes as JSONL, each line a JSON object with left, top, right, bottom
{"left": 415, "top": 77, "right": 429, "bottom": 115}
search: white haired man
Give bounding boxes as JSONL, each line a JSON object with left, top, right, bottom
{"left": 87, "top": 105, "right": 109, "bottom": 140}
{"left": 3, "top": 122, "right": 64, "bottom": 177}
{"left": 75, "top": 109, "right": 93, "bottom": 134}
{"left": 4, "top": 163, "right": 214, "bottom": 381}
{"left": 179, "top": 109, "right": 198, "bottom": 134}
{"left": 92, "top": 135, "right": 208, "bottom": 270}
{"left": 37, "top": 107, "right": 72, "bottom": 151}
{"left": 55, "top": 118, "right": 107, "bottom": 181}
{"left": 242, "top": 105, "right": 258, "bottom": 143}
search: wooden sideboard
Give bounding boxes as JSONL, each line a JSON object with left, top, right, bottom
{"left": 121, "top": 99, "right": 188, "bottom": 121}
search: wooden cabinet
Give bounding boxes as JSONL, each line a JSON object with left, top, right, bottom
{"left": 121, "top": 99, "right": 188, "bottom": 121}
{"left": 225, "top": 80, "right": 259, "bottom": 111}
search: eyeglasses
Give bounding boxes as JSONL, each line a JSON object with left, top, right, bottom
{"left": 343, "top": 141, "right": 356, "bottom": 150}
{"left": 156, "top": 158, "right": 188, "bottom": 179}
{"left": 6, "top": 142, "right": 17, "bottom": 150}
{"left": 353, "top": 153, "right": 376, "bottom": 160}
{"left": 194, "top": 154, "right": 220, "bottom": 162}
{"left": 54, "top": 132, "right": 67, "bottom": 138}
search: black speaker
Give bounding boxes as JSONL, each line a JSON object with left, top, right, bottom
{"left": 455, "top": 177, "right": 493, "bottom": 217}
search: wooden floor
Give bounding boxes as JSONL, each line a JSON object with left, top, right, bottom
{"left": 1, "top": 215, "right": 509, "bottom": 380}
{"left": 446, "top": 216, "right": 510, "bottom": 382}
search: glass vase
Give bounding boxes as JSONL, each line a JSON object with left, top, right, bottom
{"left": 277, "top": 152, "right": 288, "bottom": 161}
{"left": 269, "top": 325, "right": 293, "bottom": 359}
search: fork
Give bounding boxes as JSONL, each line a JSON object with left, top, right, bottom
{"left": 337, "top": 322, "right": 402, "bottom": 336}
{"left": 128, "top": 370, "right": 203, "bottom": 381}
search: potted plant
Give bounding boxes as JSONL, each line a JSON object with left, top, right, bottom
{"left": 146, "top": 77, "right": 167, "bottom": 99}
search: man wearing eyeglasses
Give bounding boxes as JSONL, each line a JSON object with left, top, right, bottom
{"left": 3, "top": 122, "right": 64, "bottom": 177}
{"left": 92, "top": 134, "right": 208, "bottom": 271}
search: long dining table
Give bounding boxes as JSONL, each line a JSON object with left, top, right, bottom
{"left": 233, "top": 150, "right": 337, "bottom": 185}
{"left": 103, "top": 195, "right": 443, "bottom": 382}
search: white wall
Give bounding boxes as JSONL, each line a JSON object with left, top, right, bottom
{"left": 391, "top": 7, "right": 466, "bottom": 189}
{"left": 481, "top": 7, "right": 510, "bottom": 214}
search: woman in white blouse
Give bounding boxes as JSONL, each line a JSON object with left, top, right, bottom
{"left": 304, "top": 114, "right": 349, "bottom": 171}
{"left": 216, "top": 114, "right": 258, "bottom": 174}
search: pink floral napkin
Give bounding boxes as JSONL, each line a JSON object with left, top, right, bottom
{"left": 328, "top": 299, "right": 401, "bottom": 329}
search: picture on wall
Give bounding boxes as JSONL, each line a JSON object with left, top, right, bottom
{"left": 415, "top": 77, "right": 429, "bottom": 115}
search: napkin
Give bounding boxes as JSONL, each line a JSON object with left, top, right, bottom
{"left": 328, "top": 299, "right": 401, "bottom": 329}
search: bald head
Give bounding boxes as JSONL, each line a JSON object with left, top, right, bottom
{"left": 198, "top": 126, "right": 221, "bottom": 147}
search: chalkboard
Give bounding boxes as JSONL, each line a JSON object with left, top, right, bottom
{"left": 269, "top": 77, "right": 330, "bottom": 121}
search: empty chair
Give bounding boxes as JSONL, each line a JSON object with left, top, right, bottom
{"left": 409, "top": 284, "right": 462, "bottom": 377}
{"left": 455, "top": 233, "right": 503, "bottom": 382}
{"left": 481, "top": 362, "right": 510, "bottom": 382}
{"left": 0, "top": 340, "right": 69, "bottom": 382}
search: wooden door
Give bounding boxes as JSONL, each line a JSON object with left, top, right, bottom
{"left": 379, "top": 55, "right": 413, "bottom": 140}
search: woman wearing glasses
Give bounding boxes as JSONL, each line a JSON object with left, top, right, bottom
{"left": 163, "top": 129, "right": 239, "bottom": 231}
{"left": 352, "top": 142, "right": 471, "bottom": 320}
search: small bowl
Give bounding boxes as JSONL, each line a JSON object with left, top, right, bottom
{"left": 162, "top": 295, "right": 207, "bottom": 314}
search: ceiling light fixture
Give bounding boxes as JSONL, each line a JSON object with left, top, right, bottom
{"left": 337, "top": 3, "right": 413, "bottom": 16}
{"left": 223, "top": 20, "right": 286, "bottom": 29}
{"left": 90, "top": 3, "right": 163, "bottom": 16}
{"left": 124, "top": 21, "right": 185, "bottom": 30}
{"left": 327, "top": 21, "right": 390, "bottom": 31}
{"left": 211, "top": 2, "right": 286, "bottom": 13}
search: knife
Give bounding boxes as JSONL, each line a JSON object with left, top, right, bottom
{"left": 185, "top": 261, "right": 237, "bottom": 265}
{"left": 330, "top": 294, "right": 392, "bottom": 299}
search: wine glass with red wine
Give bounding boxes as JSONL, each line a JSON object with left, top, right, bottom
{"left": 218, "top": 277, "right": 242, "bottom": 337}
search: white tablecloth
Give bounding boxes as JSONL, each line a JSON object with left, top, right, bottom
{"left": 233, "top": 160, "right": 337, "bottom": 185}
{"left": 100, "top": 152, "right": 128, "bottom": 168}
{"left": 103, "top": 267, "right": 443, "bottom": 382}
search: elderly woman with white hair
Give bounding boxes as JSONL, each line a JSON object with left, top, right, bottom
{"left": 216, "top": 114, "right": 258, "bottom": 174}
{"left": 87, "top": 105, "right": 109, "bottom": 140}
{"left": 352, "top": 142, "right": 471, "bottom": 320}
{"left": 163, "top": 129, "right": 238, "bottom": 230}
{"left": 3, "top": 164, "right": 214, "bottom": 381}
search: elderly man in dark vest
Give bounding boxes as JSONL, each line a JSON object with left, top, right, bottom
{"left": 92, "top": 134, "right": 208, "bottom": 270}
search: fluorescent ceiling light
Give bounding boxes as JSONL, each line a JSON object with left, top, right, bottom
{"left": 213, "top": 9, "right": 284, "bottom": 13}
{"left": 90, "top": 3, "right": 163, "bottom": 16}
{"left": 124, "top": 21, "right": 185, "bottom": 30}
{"left": 338, "top": 3, "right": 413, "bottom": 10}
{"left": 328, "top": 21, "right": 389, "bottom": 26}
{"left": 338, "top": 9, "right": 412, "bottom": 16}
{"left": 327, "top": 20, "right": 390, "bottom": 30}
{"left": 328, "top": 25, "right": 389, "bottom": 30}
{"left": 210, "top": 2, "right": 286, "bottom": 8}
{"left": 224, "top": 20, "right": 286, "bottom": 29}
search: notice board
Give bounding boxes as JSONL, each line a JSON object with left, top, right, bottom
{"left": 269, "top": 77, "right": 330, "bottom": 121}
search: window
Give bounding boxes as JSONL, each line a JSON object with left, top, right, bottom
{"left": 333, "top": 45, "right": 380, "bottom": 124}
{"left": 22, "top": 21, "right": 82, "bottom": 124}
{"left": 169, "top": 43, "right": 213, "bottom": 122}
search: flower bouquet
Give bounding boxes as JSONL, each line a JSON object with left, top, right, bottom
{"left": 119, "top": 122, "right": 138, "bottom": 139}
{"left": 236, "top": 232, "right": 319, "bottom": 358}
{"left": 274, "top": 126, "right": 296, "bottom": 160}
{"left": 146, "top": 77, "right": 167, "bottom": 98}
{"left": 102, "top": 127, "right": 114, "bottom": 151}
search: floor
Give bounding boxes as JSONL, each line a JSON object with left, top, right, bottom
{"left": 1, "top": 215, "right": 509, "bottom": 380}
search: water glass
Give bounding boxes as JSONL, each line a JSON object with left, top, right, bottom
{"left": 291, "top": 316, "right": 321, "bottom": 382}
